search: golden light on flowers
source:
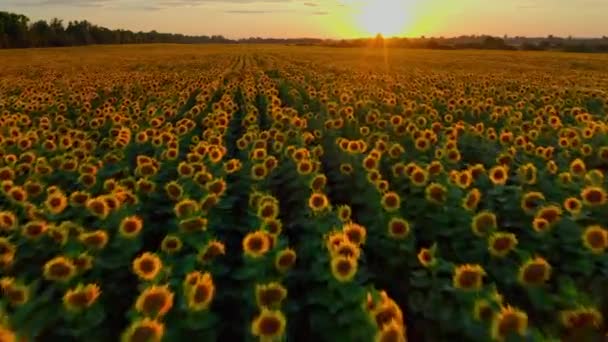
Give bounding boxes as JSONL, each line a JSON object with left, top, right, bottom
{"left": 308, "top": 192, "right": 330, "bottom": 213}
{"left": 453, "top": 264, "right": 486, "bottom": 290}
{"left": 251, "top": 308, "right": 286, "bottom": 340}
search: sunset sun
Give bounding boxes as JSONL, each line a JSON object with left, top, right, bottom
{"left": 355, "top": 0, "right": 413, "bottom": 36}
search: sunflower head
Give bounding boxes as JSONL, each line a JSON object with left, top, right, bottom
{"left": 581, "top": 186, "right": 607, "bottom": 207}
{"left": 121, "top": 318, "right": 164, "bottom": 342}
{"left": 308, "top": 193, "right": 330, "bottom": 213}
{"left": 243, "top": 231, "right": 271, "bottom": 259}
{"left": 518, "top": 257, "right": 551, "bottom": 286}
{"left": 132, "top": 252, "right": 163, "bottom": 281}
{"left": 275, "top": 248, "right": 296, "bottom": 273}
{"left": 488, "top": 232, "right": 518, "bottom": 257}
{"left": 160, "top": 235, "right": 183, "bottom": 254}
{"left": 251, "top": 308, "right": 286, "bottom": 339}
{"left": 471, "top": 211, "right": 497, "bottom": 237}
{"left": 135, "top": 285, "right": 174, "bottom": 317}
{"left": 63, "top": 283, "right": 101, "bottom": 312}
{"left": 43, "top": 256, "right": 76, "bottom": 282}
{"left": 582, "top": 225, "right": 608, "bottom": 254}
{"left": 560, "top": 307, "right": 603, "bottom": 330}
{"left": 198, "top": 240, "right": 225, "bottom": 263}
{"left": 330, "top": 256, "right": 358, "bottom": 282}
{"left": 255, "top": 282, "right": 287, "bottom": 308}
{"left": 119, "top": 216, "right": 144, "bottom": 239}
{"left": 453, "top": 264, "right": 486, "bottom": 290}
{"left": 186, "top": 273, "right": 215, "bottom": 311}
{"left": 381, "top": 192, "right": 401, "bottom": 212}
{"left": 491, "top": 306, "right": 528, "bottom": 341}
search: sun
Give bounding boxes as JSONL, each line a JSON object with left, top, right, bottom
{"left": 355, "top": 0, "right": 413, "bottom": 36}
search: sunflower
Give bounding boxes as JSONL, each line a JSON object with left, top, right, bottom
{"left": 387, "top": 217, "right": 410, "bottom": 239}
{"left": 473, "top": 299, "right": 495, "bottom": 322}
{"left": 119, "top": 216, "right": 144, "bottom": 239}
{"left": 371, "top": 298, "right": 404, "bottom": 330}
{"left": 339, "top": 163, "right": 353, "bottom": 175}
{"left": 3, "top": 282, "right": 29, "bottom": 306}
{"left": 186, "top": 273, "right": 215, "bottom": 311}
{"left": 518, "top": 257, "right": 551, "bottom": 286}
{"left": 159, "top": 235, "right": 182, "bottom": 255}
{"left": 275, "top": 248, "right": 296, "bottom": 273}
{"left": 63, "top": 283, "right": 101, "bottom": 312}
{"left": 332, "top": 240, "right": 361, "bottom": 259}
{"left": 85, "top": 198, "right": 110, "bottom": 219}
{"left": 121, "top": 318, "right": 164, "bottom": 342}
{"left": 251, "top": 308, "right": 286, "bottom": 340}
{"left": 255, "top": 282, "right": 287, "bottom": 308}
{"left": 453, "top": 264, "right": 485, "bottom": 290}
{"left": 251, "top": 163, "right": 269, "bottom": 180}
{"left": 263, "top": 218, "right": 282, "bottom": 235}
{"left": 535, "top": 205, "right": 562, "bottom": 228}
{"left": 135, "top": 285, "right": 174, "bottom": 317}
{"left": 337, "top": 205, "right": 352, "bottom": 223}
{"left": 462, "top": 188, "right": 482, "bottom": 211}
{"left": 0, "top": 212, "right": 17, "bottom": 232}
{"left": 309, "top": 174, "right": 327, "bottom": 192}
{"left": 417, "top": 247, "right": 436, "bottom": 268}
{"left": 331, "top": 256, "right": 358, "bottom": 282}
{"left": 173, "top": 199, "right": 199, "bottom": 219}
{"left": 563, "top": 197, "right": 583, "bottom": 216}
{"left": 7, "top": 186, "right": 27, "bottom": 204}
{"left": 132, "top": 252, "right": 163, "bottom": 281}
{"left": 488, "top": 232, "right": 518, "bottom": 257}
{"left": 425, "top": 183, "right": 447, "bottom": 205}
{"left": 381, "top": 192, "right": 401, "bottom": 212}
{"left": 569, "top": 158, "right": 586, "bottom": 177}
{"left": 580, "top": 186, "right": 607, "bottom": 207}
{"left": 343, "top": 222, "right": 366, "bottom": 245}
{"left": 374, "top": 319, "right": 406, "bottom": 342}
{"left": 43, "top": 256, "right": 76, "bottom": 282}
{"left": 197, "top": 240, "right": 225, "bottom": 263}
{"left": 560, "top": 307, "right": 603, "bottom": 330}
{"left": 79, "top": 230, "right": 109, "bottom": 250}
{"left": 206, "top": 179, "right": 227, "bottom": 196}
{"left": 409, "top": 167, "right": 429, "bottom": 187}
{"left": 582, "top": 225, "right": 608, "bottom": 254}
{"left": 257, "top": 201, "right": 279, "bottom": 220}
{"left": 488, "top": 165, "right": 508, "bottom": 185}
{"left": 163, "top": 181, "right": 183, "bottom": 201}
{"left": 179, "top": 217, "right": 208, "bottom": 233}
{"left": 243, "top": 231, "right": 270, "bottom": 258}
{"left": 0, "top": 325, "right": 15, "bottom": 342}
{"left": 308, "top": 193, "right": 330, "bottom": 213}
{"left": 471, "top": 211, "right": 497, "bottom": 237}
{"left": 69, "top": 191, "right": 90, "bottom": 207}
{"left": 491, "top": 306, "right": 528, "bottom": 341}
{"left": 455, "top": 170, "right": 473, "bottom": 189}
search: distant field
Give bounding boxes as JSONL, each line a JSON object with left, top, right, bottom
{"left": 0, "top": 44, "right": 607, "bottom": 341}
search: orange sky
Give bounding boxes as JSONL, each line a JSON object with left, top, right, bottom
{"left": 5, "top": 0, "right": 608, "bottom": 38}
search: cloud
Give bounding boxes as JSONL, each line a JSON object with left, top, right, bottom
{"left": 312, "top": 10, "right": 328, "bottom": 15}
{"left": 303, "top": 2, "right": 317, "bottom": 6}
{"left": 7, "top": 0, "right": 115, "bottom": 7}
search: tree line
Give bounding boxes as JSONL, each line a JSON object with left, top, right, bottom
{"left": 2, "top": 11, "right": 607, "bottom": 53}
{"left": 0, "top": 11, "right": 232, "bottom": 48}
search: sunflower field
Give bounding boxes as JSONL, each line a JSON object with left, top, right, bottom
{"left": 0, "top": 45, "right": 607, "bottom": 341}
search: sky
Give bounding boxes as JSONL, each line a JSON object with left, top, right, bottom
{"left": 2, "top": 0, "right": 607, "bottom": 39}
